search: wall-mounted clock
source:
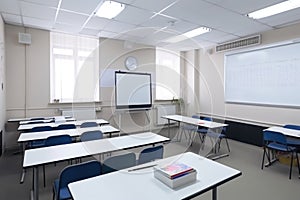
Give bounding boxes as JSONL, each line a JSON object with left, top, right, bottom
{"left": 125, "top": 56, "right": 138, "bottom": 70}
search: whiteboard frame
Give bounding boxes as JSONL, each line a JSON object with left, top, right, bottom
{"left": 115, "top": 71, "right": 152, "bottom": 110}
{"left": 224, "top": 40, "right": 300, "bottom": 108}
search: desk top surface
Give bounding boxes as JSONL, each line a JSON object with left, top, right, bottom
{"left": 18, "top": 125, "right": 119, "bottom": 142}
{"left": 162, "top": 115, "right": 228, "bottom": 129}
{"left": 8, "top": 116, "right": 72, "bottom": 122}
{"left": 23, "top": 132, "right": 169, "bottom": 168}
{"left": 18, "top": 119, "right": 109, "bottom": 131}
{"left": 19, "top": 117, "right": 76, "bottom": 125}
{"left": 264, "top": 126, "right": 300, "bottom": 138}
{"left": 68, "top": 152, "right": 241, "bottom": 200}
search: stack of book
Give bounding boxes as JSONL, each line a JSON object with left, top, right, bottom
{"left": 154, "top": 163, "right": 197, "bottom": 189}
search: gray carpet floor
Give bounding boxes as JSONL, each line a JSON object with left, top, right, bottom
{"left": 0, "top": 127, "right": 299, "bottom": 200}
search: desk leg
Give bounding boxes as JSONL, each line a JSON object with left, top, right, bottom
{"left": 167, "top": 119, "right": 170, "bottom": 139}
{"left": 32, "top": 166, "right": 39, "bottom": 200}
{"left": 212, "top": 187, "right": 217, "bottom": 200}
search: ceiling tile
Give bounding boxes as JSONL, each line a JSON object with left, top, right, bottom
{"left": 123, "top": 27, "right": 157, "bottom": 38}
{"left": 258, "top": 7, "right": 300, "bottom": 27}
{"left": 85, "top": 16, "right": 110, "bottom": 30}
{"left": 20, "top": 1, "right": 57, "bottom": 21}
{"left": 104, "top": 20, "right": 136, "bottom": 34}
{"left": 0, "top": 0, "right": 20, "bottom": 15}
{"left": 56, "top": 10, "right": 89, "bottom": 27}
{"left": 140, "top": 14, "right": 198, "bottom": 34}
{"left": 23, "top": 0, "right": 59, "bottom": 7}
{"left": 114, "top": 5, "right": 153, "bottom": 25}
{"left": 53, "top": 22, "right": 83, "bottom": 33}
{"left": 80, "top": 28, "right": 100, "bottom": 36}
{"left": 206, "top": 0, "right": 284, "bottom": 15}
{"left": 131, "top": 0, "right": 177, "bottom": 12}
{"left": 98, "top": 30, "right": 119, "bottom": 38}
{"left": 2, "top": 13, "right": 22, "bottom": 25}
{"left": 60, "top": 0, "right": 102, "bottom": 15}
{"left": 23, "top": 16, "right": 54, "bottom": 30}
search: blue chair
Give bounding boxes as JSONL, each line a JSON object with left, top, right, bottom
{"left": 180, "top": 115, "right": 200, "bottom": 143}
{"left": 42, "top": 135, "right": 73, "bottom": 187}
{"left": 55, "top": 124, "right": 76, "bottom": 130}
{"left": 53, "top": 160, "right": 102, "bottom": 200}
{"left": 283, "top": 125, "right": 300, "bottom": 149}
{"left": 102, "top": 152, "right": 136, "bottom": 174}
{"left": 80, "top": 130, "right": 103, "bottom": 142}
{"left": 45, "top": 135, "right": 72, "bottom": 147}
{"left": 27, "top": 126, "right": 53, "bottom": 149}
{"left": 206, "top": 127, "right": 230, "bottom": 153}
{"left": 80, "top": 122, "right": 98, "bottom": 128}
{"left": 261, "top": 130, "right": 300, "bottom": 179}
{"left": 138, "top": 145, "right": 164, "bottom": 165}
{"left": 197, "top": 117, "right": 212, "bottom": 144}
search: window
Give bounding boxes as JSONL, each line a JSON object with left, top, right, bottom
{"left": 156, "top": 48, "right": 180, "bottom": 100}
{"left": 50, "top": 32, "right": 99, "bottom": 103}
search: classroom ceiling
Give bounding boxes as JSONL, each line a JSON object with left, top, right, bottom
{"left": 1, "top": 0, "right": 300, "bottom": 51}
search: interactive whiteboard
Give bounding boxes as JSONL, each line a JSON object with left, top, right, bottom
{"left": 225, "top": 42, "right": 300, "bottom": 107}
{"left": 115, "top": 71, "right": 152, "bottom": 109}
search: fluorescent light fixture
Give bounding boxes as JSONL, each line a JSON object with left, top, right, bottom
{"left": 165, "top": 27, "right": 211, "bottom": 43}
{"left": 247, "top": 0, "right": 300, "bottom": 19}
{"left": 183, "top": 27, "right": 211, "bottom": 38}
{"left": 95, "top": 1, "right": 125, "bottom": 19}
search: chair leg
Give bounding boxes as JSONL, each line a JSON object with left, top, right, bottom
{"left": 289, "top": 152, "right": 294, "bottom": 179}
{"left": 295, "top": 152, "right": 300, "bottom": 177}
{"left": 43, "top": 165, "right": 46, "bottom": 187}
{"left": 225, "top": 138, "right": 230, "bottom": 152}
{"left": 261, "top": 147, "right": 266, "bottom": 170}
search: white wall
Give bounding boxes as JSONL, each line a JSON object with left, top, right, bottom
{"left": 0, "top": 15, "right": 6, "bottom": 153}
{"left": 4, "top": 25, "right": 157, "bottom": 149}
{"left": 198, "top": 22, "right": 300, "bottom": 126}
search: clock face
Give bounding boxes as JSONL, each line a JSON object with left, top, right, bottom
{"left": 125, "top": 56, "right": 138, "bottom": 70}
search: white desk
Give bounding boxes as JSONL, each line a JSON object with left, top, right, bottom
{"left": 264, "top": 126, "right": 300, "bottom": 138}
{"left": 18, "top": 119, "right": 109, "bottom": 131}
{"left": 19, "top": 117, "right": 75, "bottom": 125}
{"left": 18, "top": 125, "right": 120, "bottom": 143}
{"left": 162, "top": 115, "right": 227, "bottom": 139}
{"left": 8, "top": 116, "right": 72, "bottom": 123}
{"left": 69, "top": 152, "right": 241, "bottom": 200}
{"left": 23, "top": 132, "right": 170, "bottom": 200}
{"left": 162, "top": 115, "right": 229, "bottom": 160}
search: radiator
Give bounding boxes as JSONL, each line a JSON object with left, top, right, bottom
{"left": 156, "top": 105, "right": 176, "bottom": 125}
{"left": 62, "top": 108, "right": 96, "bottom": 120}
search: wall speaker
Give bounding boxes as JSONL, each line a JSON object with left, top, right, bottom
{"left": 18, "top": 33, "right": 31, "bottom": 45}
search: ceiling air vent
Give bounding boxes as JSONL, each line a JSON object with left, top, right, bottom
{"left": 216, "top": 35, "right": 261, "bottom": 52}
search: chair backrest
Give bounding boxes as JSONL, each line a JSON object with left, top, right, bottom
{"left": 55, "top": 124, "right": 76, "bottom": 130}
{"left": 31, "top": 126, "right": 53, "bottom": 132}
{"left": 192, "top": 115, "right": 200, "bottom": 119}
{"left": 102, "top": 152, "right": 136, "bottom": 174}
{"left": 80, "top": 130, "right": 103, "bottom": 141}
{"left": 31, "top": 117, "right": 45, "bottom": 120}
{"left": 45, "top": 135, "right": 72, "bottom": 147}
{"left": 263, "top": 131, "right": 287, "bottom": 145}
{"left": 80, "top": 122, "right": 98, "bottom": 128}
{"left": 57, "top": 160, "right": 101, "bottom": 200}
{"left": 138, "top": 145, "right": 164, "bottom": 165}
{"left": 283, "top": 124, "right": 300, "bottom": 130}
{"left": 203, "top": 117, "right": 212, "bottom": 121}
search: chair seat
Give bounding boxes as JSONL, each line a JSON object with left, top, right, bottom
{"left": 54, "top": 179, "right": 71, "bottom": 200}
{"left": 28, "top": 140, "right": 45, "bottom": 148}
{"left": 287, "top": 138, "right": 300, "bottom": 146}
{"left": 206, "top": 132, "right": 226, "bottom": 138}
{"left": 267, "top": 142, "right": 296, "bottom": 152}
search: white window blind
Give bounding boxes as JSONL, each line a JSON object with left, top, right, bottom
{"left": 50, "top": 32, "right": 99, "bottom": 103}
{"left": 155, "top": 48, "right": 180, "bottom": 100}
